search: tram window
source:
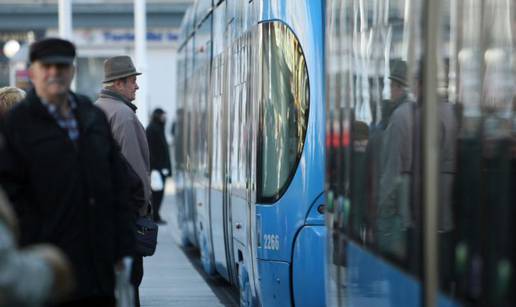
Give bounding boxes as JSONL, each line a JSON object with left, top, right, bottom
{"left": 211, "top": 54, "right": 225, "bottom": 191}
{"left": 324, "top": 0, "right": 427, "bottom": 276}
{"left": 175, "top": 46, "right": 186, "bottom": 170}
{"left": 257, "top": 22, "right": 309, "bottom": 203}
{"left": 228, "top": 35, "right": 251, "bottom": 195}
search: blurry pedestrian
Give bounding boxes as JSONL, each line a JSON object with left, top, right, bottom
{"left": 0, "top": 187, "right": 74, "bottom": 307}
{"left": 1, "top": 86, "right": 74, "bottom": 307}
{"left": 0, "top": 86, "right": 25, "bottom": 118}
{"left": 96, "top": 55, "right": 152, "bottom": 307}
{"left": 146, "top": 108, "right": 172, "bottom": 224}
{"left": 0, "top": 38, "right": 135, "bottom": 307}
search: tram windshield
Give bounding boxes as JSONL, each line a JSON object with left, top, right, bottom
{"left": 257, "top": 22, "right": 309, "bottom": 203}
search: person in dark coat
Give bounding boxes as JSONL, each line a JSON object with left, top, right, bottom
{"left": 146, "top": 108, "right": 172, "bottom": 224}
{"left": 0, "top": 38, "right": 135, "bottom": 307}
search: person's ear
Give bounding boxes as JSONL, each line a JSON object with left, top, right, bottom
{"left": 114, "top": 79, "right": 123, "bottom": 90}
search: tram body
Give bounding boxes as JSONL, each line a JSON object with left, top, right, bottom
{"left": 175, "top": 1, "right": 326, "bottom": 306}
{"left": 325, "top": 0, "right": 514, "bottom": 307}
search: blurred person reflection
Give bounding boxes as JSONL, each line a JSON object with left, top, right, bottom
{"left": 376, "top": 59, "right": 417, "bottom": 263}
{"left": 350, "top": 120, "right": 369, "bottom": 238}
{"left": 0, "top": 38, "right": 135, "bottom": 307}
{"left": 173, "top": 108, "right": 184, "bottom": 170}
{"left": 146, "top": 108, "right": 172, "bottom": 224}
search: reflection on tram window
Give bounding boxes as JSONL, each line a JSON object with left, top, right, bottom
{"left": 325, "top": 0, "right": 425, "bottom": 274}
{"left": 258, "top": 22, "right": 309, "bottom": 202}
{"left": 229, "top": 33, "right": 252, "bottom": 197}
{"left": 326, "top": 0, "right": 515, "bottom": 306}
{"left": 376, "top": 59, "right": 419, "bottom": 265}
{"left": 439, "top": 0, "right": 515, "bottom": 306}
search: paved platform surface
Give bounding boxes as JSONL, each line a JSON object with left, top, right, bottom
{"left": 140, "top": 182, "right": 238, "bottom": 307}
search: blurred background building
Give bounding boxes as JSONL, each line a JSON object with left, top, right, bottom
{"left": 0, "top": 0, "right": 193, "bottom": 128}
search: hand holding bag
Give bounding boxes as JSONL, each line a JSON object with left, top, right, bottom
{"left": 135, "top": 212, "right": 158, "bottom": 257}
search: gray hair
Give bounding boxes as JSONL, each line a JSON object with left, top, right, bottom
{"left": 103, "top": 81, "right": 115, "bottom": 89}
{"left": 103, "top": 78, "right": 127, "bottom": 89}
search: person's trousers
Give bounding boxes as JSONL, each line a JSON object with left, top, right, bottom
{"left": 131, "top": 256, "right": 144, "bottom": 307}
{"left": 152, "top": 177, "right": 166, "bottom": 221}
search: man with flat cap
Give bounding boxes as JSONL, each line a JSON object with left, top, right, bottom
{"left": 0, "top": 38, "right": 135, "bottom": 307}
{"left": 96, "top": 55, "right": 152, "bottom": 307}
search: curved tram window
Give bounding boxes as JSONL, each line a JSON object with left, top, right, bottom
{"left": 257, "top": 22, "right": 310, "bottom": 203}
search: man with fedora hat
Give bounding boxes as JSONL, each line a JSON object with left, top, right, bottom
{"left": 384, "top": 59, "right": 410, "bottom": 125}
{"left": 95, "top": 55, "right": 151, "bottom": 307}
{"left": 376, "top": 59, "right": 419, "bottom": 261}
{"left": 0, "top": 38, "right": 136, "bottom": 307}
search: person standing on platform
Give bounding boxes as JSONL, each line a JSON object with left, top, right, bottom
{"left": 146, "top": 108, "right": 172, "bottom": 224}
{"left": 95, "top": 55, "right": 152, "bottom": 307}
{"left": 0, "top": 38, "right": 135, "bottom": 307}
{"left": 1, "top": 86, "right": 75, "bottom": 307}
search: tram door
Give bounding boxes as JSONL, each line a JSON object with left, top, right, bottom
{"left": 226, "top": 31, "right": 252, "bottom": 288}
{"left": 224, "top": 0, "right": 255, "bottom": 287}
{"left": 210, "top": 45, "right": 231, "bottom": 281}
{"left": 209, "top": 2, "right": 229, "bottom": 281}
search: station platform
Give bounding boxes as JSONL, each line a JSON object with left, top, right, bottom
{"left": 140, "top": 182, "right": 238, "bottom": 307}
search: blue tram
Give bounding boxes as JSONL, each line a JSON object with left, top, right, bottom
{"left": 325, "top": 0, "right": 515, "bottom": 307}
{"left": 175, "top": 1, "right": 326, "bottom": 306}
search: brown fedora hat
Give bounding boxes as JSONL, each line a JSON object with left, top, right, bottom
{"left": 103, "top": 55, "right": 142, "bottom": 83}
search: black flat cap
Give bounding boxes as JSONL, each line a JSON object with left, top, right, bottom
{"left": 29, "top": 38, "right": 76, "bottom": 64}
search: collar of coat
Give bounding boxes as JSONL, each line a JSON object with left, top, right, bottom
{"left": 99, "top": 89, "right": 138, "bottom": 113}
{"left": 391, "top": 93, "right": 409, "bottom": 111}
{"left": 23, "top": 88, "right": 97, "bottom": 135}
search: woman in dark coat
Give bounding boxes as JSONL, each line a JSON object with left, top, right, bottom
{"left": 146, "top": 108, "right": 172, "bottom": 223}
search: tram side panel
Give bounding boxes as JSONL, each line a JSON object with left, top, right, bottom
{"left": 175, "top": 37, "right": 192, "bottom": 246}
{"left": 185, "top": 35, "right": 199, "bottom": 248}
{"left": 227, "top": 28, "right": 259, "bottom": 305}
{"left": 178, "top": 1, "right": 327, "bottom": 306}
{"left": 193, "top": 11, "right": 215, "bottom": 274}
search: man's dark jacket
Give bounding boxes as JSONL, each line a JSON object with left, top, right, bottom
{"left": 146, "top": 118, "right": 171, "bottom": 176}
{"left": 0, "top": 89, "right": 135, "bottom": 300}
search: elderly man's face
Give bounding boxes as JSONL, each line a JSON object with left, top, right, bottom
{"left": 115, "top": 75, "right": 139, "bottom": 102}
{"left": 29, "top": 62, "right": 74, "bottom": 101}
